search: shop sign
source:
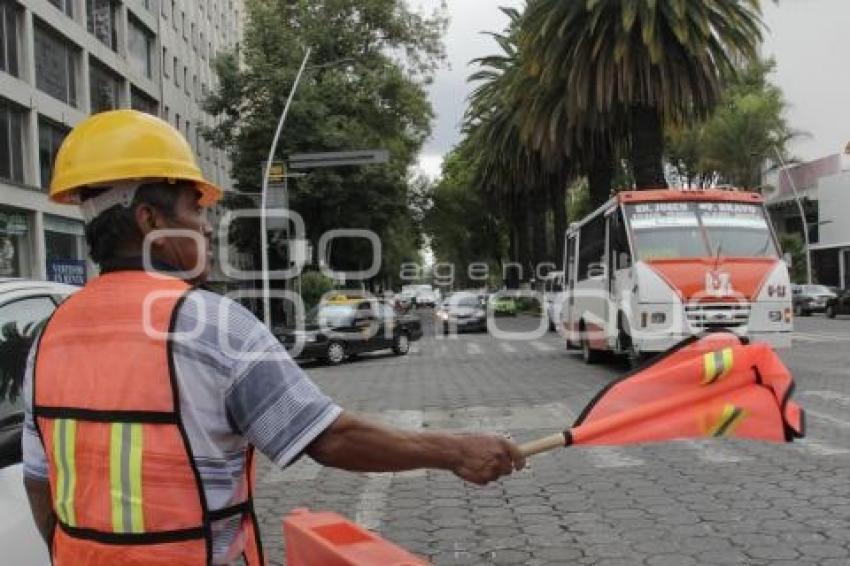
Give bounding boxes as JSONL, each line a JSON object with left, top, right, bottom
{"left": 48, "top": 259, "right": 87, "bottom": 286}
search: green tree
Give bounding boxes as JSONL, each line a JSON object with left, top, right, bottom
{"left": 521, "top": 0, "right": 766, "bottom": 189}
{"left": 423, "top": 146, "right": 507, "bottom": 288}
{"left": 203, "top": 0, "right": 446, "bottom": 287}
{"left": 665, "top": 59, "right": 796, "bottom": 189}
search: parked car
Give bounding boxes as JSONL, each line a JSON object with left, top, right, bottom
{"left": 826, "top": 289, "right": 850, "bottom": 319}
{"left": 0, "top": 279, "right": 79, "bottom": 566}
{"left": 435, "top": 293, "right": 487, "bottom": 333}
{"left": 278, "top": 297, "right": 423, "bottom": 365}
{"left": 792, "top": 284, "right": 836, "bottom": 316}
{"left": 416, "top": 288, "right": 438, "bottom": 308}
{"left": 489, "top": 294, "right": 518, "bottom": 316}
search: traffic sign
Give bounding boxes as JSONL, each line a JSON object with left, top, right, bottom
{"left": 288, "top": 150, "right": 389, "bottom": 169}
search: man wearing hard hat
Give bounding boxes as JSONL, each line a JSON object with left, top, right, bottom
{"left": 22, "top": 110, "right": 525, "bottom": 565}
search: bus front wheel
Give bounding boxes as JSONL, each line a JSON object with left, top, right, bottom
{"left": 580, "top": 326, "right": 602, "bottom": 364}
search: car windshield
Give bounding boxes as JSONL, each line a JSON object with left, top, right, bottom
{"left": 803, "top": 285, "right": 833, "bottom": 295}
{"left": 307, "top": 304, "right": 356, "bottom": 326}
{"left": 449, "top": 295, "right": 480, "bottom": 308}
{"left": 625, "top": 201, "right": 778, "bottom": 260}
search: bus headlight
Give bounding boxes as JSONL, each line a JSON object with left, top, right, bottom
{"left": 769, "top": 311, "right": 783, "bottom": 323}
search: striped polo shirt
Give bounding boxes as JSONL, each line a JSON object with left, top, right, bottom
{"left": 22, "top": 287, "right": 342, "bottom": 564}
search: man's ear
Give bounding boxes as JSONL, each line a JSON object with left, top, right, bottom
{"left": 134, "top": 203, "right": 160, "bottom": 238}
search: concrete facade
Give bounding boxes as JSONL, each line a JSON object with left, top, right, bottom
{"left": 0, "top": 0, "right": 242, "bottom": 282}
{"left": 766, "top": 152, "right": 850, "bottom": 288}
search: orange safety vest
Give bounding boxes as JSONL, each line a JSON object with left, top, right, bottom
{"left": 32, "top": 270, "right": 265, "bottom": 565}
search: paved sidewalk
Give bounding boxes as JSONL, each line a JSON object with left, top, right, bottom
{"left": 255, "top": 315, "right": 850, "bottom": 565}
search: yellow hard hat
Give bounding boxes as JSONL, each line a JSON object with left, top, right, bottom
{"left": 49, "top": 109, "right": 223, "bottom": 206}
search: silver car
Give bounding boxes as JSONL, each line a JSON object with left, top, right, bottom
{"left": 0, "top": 279, "right": 79, "bottom": 565}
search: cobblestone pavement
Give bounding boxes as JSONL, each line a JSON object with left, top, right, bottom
{"left": 254, "top": 313, "right": 850, "bottom": 565}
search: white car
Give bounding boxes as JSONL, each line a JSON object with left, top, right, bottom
{"left": 0, "top": 279, "right": 80, "bottom": 566}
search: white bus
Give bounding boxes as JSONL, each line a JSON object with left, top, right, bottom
{"left": 561, "top": 189, "right": 793, "bottom": 363}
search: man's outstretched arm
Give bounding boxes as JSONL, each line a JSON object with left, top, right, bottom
{"left": 306, "top": 412, "right": 525, "bottom": 485}
{"left": 24, "top": 477, "right": 55, "bottom": 546}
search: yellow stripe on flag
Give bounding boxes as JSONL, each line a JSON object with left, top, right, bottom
{"left": 702, "top": 348, "right": 734, "bottom": 385}
{"left": 707, "top": 404, "right": 748, "bottom": 438}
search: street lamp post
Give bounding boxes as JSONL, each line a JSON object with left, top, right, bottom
{"left": 260, "top": 48, "right": 312, "bottom": 329}
{"left": 773, "top": 146, "right": 813, "bottom": 285}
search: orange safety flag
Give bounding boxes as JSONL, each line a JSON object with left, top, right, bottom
{"left": 520, "top": 331, "right": 804, "bottom": 457}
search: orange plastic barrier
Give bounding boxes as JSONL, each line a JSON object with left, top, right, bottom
{"left": 283, "top": 508, "right": 430, "bottom": 566}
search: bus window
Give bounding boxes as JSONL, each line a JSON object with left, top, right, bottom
{"left": 610, "top": 209, "right": 632, "bottom": 270}
{"left": 578, "top": 215, "right": 605, "bottom": 281}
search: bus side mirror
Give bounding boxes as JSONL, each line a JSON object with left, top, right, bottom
{"left": 783, "top": 253, "right": 793, "bottom": 268}
{"left": 618, "top": 252, "right": 632, "bottom": 270}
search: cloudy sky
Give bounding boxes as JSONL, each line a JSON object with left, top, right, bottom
{"left": 413, "top": 0, "right": 850, "bottom": 179}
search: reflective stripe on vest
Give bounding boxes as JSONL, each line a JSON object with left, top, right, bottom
{"left": 110, "top": 423, "right": 144, "bottom": 534}
{"left": 53, "top": 418, "right": 77, "bottom": 527}
{"left": 33, "top": 271, "right": 265, "bottom": 566}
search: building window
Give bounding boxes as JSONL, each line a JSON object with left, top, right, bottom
{"left": 127, "top": 16, "right": 153, "bottom": 79}
{"left": 86, "top": 0, "right": 119, "bottom": 51}
{"left": 192, "top": 74, "right": 197, "bottom": 101}
{"left": 183, "top": 66, "right": 188, "bottom": 95}
{"left": 45, "top": 215, "right": 86, "bottom": 284}
{"left": 199, "top": 31, "right": 205, "bottom": 59}
{"left": 161, "top": 0, "right": 167, "bottom": 18}
{"left": 34, "top": 23, "right": 77, "bottom": 107}
{"left": 181, "top": 10, "right": 186, "bottom": 40}
{"left": 0, "top": 205, "right": 32, "bottom": 277}
{"left": 162, "top": 104, "right": 169, "bottom": 121}
{"left": 47, "top": 0, "right": 73, "bottom": 18}
{"left": 175, "top": 112, "right": 180, "bottom": 130}
{"left": 171, "top": 0, "right": 177, "bottom": 30}
{"left": 162, "top": 46, "right": 169, "bottom": 77}
{"left": 0, "top": 99, "right": 24, "bottom": 184}
{"left": 38, "top": 117, "right": 68, "bottom": 189}
{"left": 89, "top": 58, "right": 121, "bottom": 113}
{"left": 0, "top": 0, "right": 20, "bottom": 77}
{"left": 173, "top": 56, "right": 179, "bottom": 86}
{"left": 130, "top": 87, "right": 157, "bottom": 115}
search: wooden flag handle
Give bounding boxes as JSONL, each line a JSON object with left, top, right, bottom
{"left": 519, "top": 432, "right": 568, "bottom": 457}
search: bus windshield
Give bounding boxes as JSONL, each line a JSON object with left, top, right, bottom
{"left": 625, "top": 201, "right": 778, "bottom": 261}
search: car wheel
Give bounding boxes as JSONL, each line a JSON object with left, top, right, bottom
{"left": 826, "top": 304, "right": 837, "bottom": 319}
{"left": 324, "top": 341, "right": 347, "bottom": 365}
{"left": 393, "top": 332, "right": 410, "bottom": 355}
{"left": 581, "top": 330, "right": 602, "bottom": 364}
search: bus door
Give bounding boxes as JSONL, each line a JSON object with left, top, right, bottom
{"left": 564, "top": 232, "right": 578, "bottom": 341}
{"left": 575, "top": 214, "right": 608, "bottom": 348}
{"left": 608, "top": 207, "right": 634, "bottom": 346}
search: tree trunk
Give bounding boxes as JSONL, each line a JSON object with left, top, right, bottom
{"left": 549, "top": 172, "right": 568, "bottom": 269}
{"left": 530, "top": 187, "right": 548, "bottom": 276}
{"left": 630, "top": 104, "right": 668, "bottom": 190}
{"left": 588, "top": 151, "right": 614, "bottom": 209}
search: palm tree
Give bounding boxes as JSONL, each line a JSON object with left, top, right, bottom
{"left": 466, "top": 8, "right": 573, "bottom": 270}
{"left": 521, "top": 0, "right": 766, "bottom": 189}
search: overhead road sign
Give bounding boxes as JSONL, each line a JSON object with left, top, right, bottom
{"left": 288, "top": 150, "right": 390, "bottom": 169}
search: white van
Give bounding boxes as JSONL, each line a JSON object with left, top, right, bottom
{"left": 543, "top": 271, "right": 566, "bottom": 332}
